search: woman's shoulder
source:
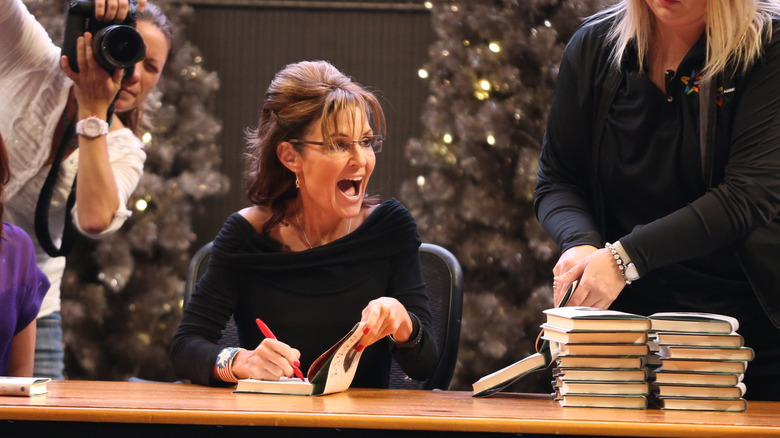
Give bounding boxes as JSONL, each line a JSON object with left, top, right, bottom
{"left": 237, "top": 205, "right": 269, "bottom": 234}
{"left": 0, "top": 222, "right": 36, "bottom": 261}
{"left": 357, "top": 199, "right": 420, "bottom": 250}
{"left": 564, "top": 15, "right": 615, "bottom": 64}
{"left": 211, "top": 207, "right": 283, "bottom": 254}
{"left": 366, "top": 198, "right": 414, "bottom": 224}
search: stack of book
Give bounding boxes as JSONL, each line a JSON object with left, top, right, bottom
{"left": 542, "top": 306, "right": 652, "bottom": 409}
{"left": 648, "top": 312, "right": 754, "bottom": 412}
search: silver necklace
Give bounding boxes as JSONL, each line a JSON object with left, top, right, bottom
{"left": 296, "top": 212, "right": 352, "bottom": 249}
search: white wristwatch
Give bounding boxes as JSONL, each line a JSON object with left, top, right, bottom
{"left": 612, "top": 241, "right": 640, "bottom": 282}
{"left": 75, "top": 116, "right": 109, "bottom": 138}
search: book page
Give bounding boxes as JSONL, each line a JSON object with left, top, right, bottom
{"left": 310, "top": 321, "right": 368, "bottom": 395}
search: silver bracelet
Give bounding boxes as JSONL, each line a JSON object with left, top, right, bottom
{"left": 605, "top": 242, "right": 632, "bottom": 285}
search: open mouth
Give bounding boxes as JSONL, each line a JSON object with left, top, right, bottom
{"left": 337, "top": 177, "right": 362, "bottom": 198}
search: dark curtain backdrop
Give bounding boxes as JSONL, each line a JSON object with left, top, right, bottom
{"left": 183, "top": 1, "right": 435, "bottom": 247}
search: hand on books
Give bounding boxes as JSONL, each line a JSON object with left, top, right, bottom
{"left": 552, "top": 245, "right": 597, "bottom": 305}
{"left": 553, "top": 246, "right": 625, "bottom": 309}
{"left": 359, "top": 297, "right": 413, "bottom": 350}
{"left": 231, "top": 339, "right": 302, "bottom": 381}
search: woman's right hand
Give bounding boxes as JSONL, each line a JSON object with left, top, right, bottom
{"left": 92, "top": 0, "right": 147, "bottom": 22}
{"left": 230, "top": 339, "right": 302, "bottom": 381}
{"left": 552, "top": 245, "right": 598, "bottom": 305}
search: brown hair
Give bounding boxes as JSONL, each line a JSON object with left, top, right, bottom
{"left": 116, "top": 2, "right": 174, "bottom": 135}
{"left": 0, "top": 132, "right": 9, "bottom": 246}
{"left": 244, "top": 60, "right": 386, "bottom": 235}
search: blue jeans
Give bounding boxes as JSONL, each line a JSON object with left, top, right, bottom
{"left": 34, "top": 312, "right": 65, "bottom": 379}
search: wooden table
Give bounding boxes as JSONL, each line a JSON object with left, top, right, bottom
{"left": 1, "top": 381, "right": 778, "bottom": 437}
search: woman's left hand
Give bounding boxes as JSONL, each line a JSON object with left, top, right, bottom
{"left": 60, "top": 32, "right": 123, "bottom": 117}
{"left": 553, "top": 247, "right": 626, "bottom": 309}
{"left": 358, "top": 297, "right": 413, "bottom": 349}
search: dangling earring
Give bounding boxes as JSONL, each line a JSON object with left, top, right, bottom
{"left": 295, "top": 174, "right": 300, "bottom": 189}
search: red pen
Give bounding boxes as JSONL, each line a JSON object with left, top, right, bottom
{"left": 255, "top": 318, "right": 305, "bottom": 381}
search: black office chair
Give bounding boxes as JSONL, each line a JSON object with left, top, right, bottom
{"left": 182, "top": 241, "right": 464, "bottom": 390}
{"left": 388, "top": 243, "right": 463, "bottom": 390}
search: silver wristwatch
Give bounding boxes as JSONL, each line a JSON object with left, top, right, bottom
{"left": 75, "top": 116, "right": 109, "bottom": 138}
{"left": 612, "top": 241, "right": 640, "bottom": 282}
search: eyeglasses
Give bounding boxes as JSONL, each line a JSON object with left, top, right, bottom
{"left": 289, "top": 135, "right": 383, "bottom": 155}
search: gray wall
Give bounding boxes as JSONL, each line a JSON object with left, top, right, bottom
{"left": 185, "top": 1, "right": 435, "bottom": 247}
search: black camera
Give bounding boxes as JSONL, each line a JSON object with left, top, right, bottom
{"left": 62, "top": 0, "right": 146, "bottom": 76}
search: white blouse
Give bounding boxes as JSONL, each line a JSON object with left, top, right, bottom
{"left": 1, "top": 0, "right": 146, "bottom": 317}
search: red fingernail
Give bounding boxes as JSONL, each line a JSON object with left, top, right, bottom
{"left": 356, "top": 345, "right": 364, "bottom": 352}
{"left": 363, "top": 327, "right": 370, "bottom": 334}
{"left": 294, "top": 360, "right": 301, "bottom": 367}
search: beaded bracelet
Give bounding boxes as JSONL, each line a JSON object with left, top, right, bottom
{"left": 215, "top": 347, "right": 243, "bottom": 383}
{"left": 389, "top": 312, "right": 423, "bottom": 349}
{"left": 605, "top": 242, "right": 632, "bottom": 285}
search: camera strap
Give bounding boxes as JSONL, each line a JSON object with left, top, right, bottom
{"left": 35, "top": 111, "right": 77, "bottom": 258}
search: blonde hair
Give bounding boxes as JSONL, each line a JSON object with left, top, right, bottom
{"left": 588, "top": 0, "right": 780, "bottom": 80}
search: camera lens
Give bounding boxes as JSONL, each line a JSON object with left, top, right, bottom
{"left": 93, "top": 25, "right": 146, "bottom": 70}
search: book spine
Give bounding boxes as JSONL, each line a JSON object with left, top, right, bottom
{"left": 0, "top": 382, "right": 32, "bottom": 396}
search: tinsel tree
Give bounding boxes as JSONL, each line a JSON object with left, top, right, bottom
{"left": 26, "top": 0, "right": 229, "bottom": 381}
{"left": 402, "top": 0, "right": 606, "bottom": 392}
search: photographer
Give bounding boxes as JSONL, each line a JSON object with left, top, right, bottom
{"left": 0, "top": 0, "right": 172, "bottom": 379}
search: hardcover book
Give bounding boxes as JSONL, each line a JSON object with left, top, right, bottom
{"left": 657, "top": 346, "right": 755, "bottom": 362}
{"left": 472, "top": 351, "right": 551, "bottom": 397}
{"left": 543, "top": 307, "right": 651, "bottom": 332}
{"left": 557, "top": 394, "right": 648, "bottom": 409}
{"left": 557, "top": 380, "right": 650, "bottom": 396}
{"left": 648, "top": 312, "right": 738, "bottom": 334}
{"left": 554, "top": 342, "right": 650, "bottom": 358}
{"left": 554, "top": 367, "right": 648, "bottom": 382}
{"left": 658, "top": 359, "right": 748, "bottom": 374}
{"left": 542, "top": 325, "right": 649, "bottom": 345}
{"left": 471, "top": 283, "right": 579, "bottom": 397}
{"left": 653, "top": 382, "right": 746, "bottom": 399}
{"left": 0, "top": 377, "right": 50, "bottom": 396}
{"left": 235, "top": 321, "right": 366, "bottom": 396}
{"left": 653, "top": 396, "right": 747, "bottom": 412}
{"left": 651, "top": 369, "right": 744, "bottom": 386}
{"left": 654, "top": 332, "right": 744, "bottom": 348}
{"left": 556, "top": 355, "right": 646, "bottom": 370}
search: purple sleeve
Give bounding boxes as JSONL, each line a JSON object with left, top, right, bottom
{"left": 1, "top": 223, "right": 50, "bottom": 334}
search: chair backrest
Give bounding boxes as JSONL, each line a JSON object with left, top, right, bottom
{"left": 183, "top": 241, "right": 464, "bottom": 389}
{"left": 388, "top": 243, "right": 463, "bottom": 390}
{"left": 183, "top": 241, "right": 239, "bottom": 347}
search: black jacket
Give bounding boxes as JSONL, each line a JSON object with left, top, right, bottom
{"left": 535, "top": 18, "right": 780, "bottom": 327}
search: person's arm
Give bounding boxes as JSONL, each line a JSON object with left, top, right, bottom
{"left": 0, "top": 0, "right": 58, "bottom": 75}
{"left": 534, "top": 27, "right": 603, "bottom": 254}
{"left": 60, "top": 29, "right": 124, "bottom": 234}
{"left": 6, "top": 322, "right": 36, "bottom": 377}
{"left": 5, "top": 226, "right": 49, "bottom": 377}
{"left": 553, "top": 24, "right": 780, "bottom": 309}
{"left": 382, "top": 247, "right": 439, "bottom": 381}
{"left": 170, "top": 222, "right": 246, "bottom": 386}
{"left": 534, "top": 26, "right": 622, "bottom": 305}
{"left": 618, "top": 28, "right": 780, "bottom": 275}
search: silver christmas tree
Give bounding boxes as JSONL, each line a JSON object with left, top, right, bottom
{"left": 402, "top": 0, "right": 605, "bottom": 392}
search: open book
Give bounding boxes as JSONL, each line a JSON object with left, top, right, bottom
{"left": 235, "top": 321, "right": 367, "bottom": 396}
{"left": 472, "top": 282, "right": 578, "bottom": 397}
